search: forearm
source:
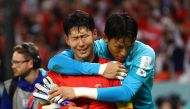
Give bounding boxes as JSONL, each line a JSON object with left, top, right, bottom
{"left": 48, "top": 54, "right": 101, "bottom": 75}
{"left": 73, "top": 86, "right": 133, "bottom": 102}
{"left": 73, "top": 75, "right": 142, "bottom": 102}
{"left": 97, "top": 86, "right": 133, "bottom": 102}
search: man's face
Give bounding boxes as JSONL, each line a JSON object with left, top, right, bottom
{"left": 11, "top": 51, "right": 32, "bottom": 77}
{"left": 65, "top": 27, "right": 97, "bottom": 61}
{"left": 107, "top": 37, "right": 134, "bottom": 63}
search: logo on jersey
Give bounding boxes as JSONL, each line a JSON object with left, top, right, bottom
{"left": 140, "top": 56, "right": 152, "bottom": 69}
{"left": 136, "top": 69, "right": 146, "bottom": 77}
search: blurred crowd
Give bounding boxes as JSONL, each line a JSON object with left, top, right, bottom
{"left": 156, "top": 93, "right": 183, "bottom": 109}
{"left": 0, "top": 0, "right": 190, "bottom": 83}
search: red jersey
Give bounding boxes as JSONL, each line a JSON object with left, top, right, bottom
{"left": 48, "top": 57, "right": 121, "bottom": 109}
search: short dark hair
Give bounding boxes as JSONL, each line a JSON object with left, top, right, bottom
{"left": 104, "top": 13, "right": 138, "bottom": 40}
{"left": 63, "top": 10, "right": 95, "bottom": 36}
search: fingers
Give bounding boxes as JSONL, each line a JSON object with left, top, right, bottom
{"left": 48, "top": 88, "right": 60, "bottom": 100}
{"left": 48, "top": 87, "right": 59, "bottom": 94}
{"left": 112, "top": 61, "right": 127, "bottom": 72}
{"left": 54, "top": 97, "right": 71, "bottom": 105}
{"left": 35, "top": 83, "right": 49, "bottom": 94}
{"left": 46, "top": 76, "right": 54, "bottom": 84}
{"left": 115, "top": 71, "right": 127, "bottom": 80}
{"left": 116, "top": 76, "right": 124, "bottom": 80}
{"left": 43, "top": 76, "right": 57, "bottom": 89}
{"left": 58, "top": 98, "right": 65, "bottom": 104}
{"left": 43, "top": 77, "right": 53, "bottom": 89}
{"left": 119, "top": 64, "right": 126, "bottom": 68}
{"left": 33, "top": 92, "right": 48, "bottom": 101}
{"left": 49, "top": 94, "right": 70, "bottom": 106}
{"left": 53, "top": 95, "right": 61, "bottom": 102}
{"left": 117, "top": 72, "right": 127, "bottom": 77}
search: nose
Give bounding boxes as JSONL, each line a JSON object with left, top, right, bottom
{"left": 11, "top": 63, "right": 16, "bottom": 68}
{"left": 78, "top": 38, "right": 85, "bottom": 46}
{"left": 120, "top": 48, "right": 127, "bottom": 57}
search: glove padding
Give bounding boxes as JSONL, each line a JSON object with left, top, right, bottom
{"left": 43, "top": 76, "right": 57, "bottom": 89}
{"left": 33, "top": 76, "right": 71, "bottom": 106}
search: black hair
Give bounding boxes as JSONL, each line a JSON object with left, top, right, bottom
{"left": 104, "top": 13, "right": 138, "bottom": 40}
{"left": 63, "top": 10, "right": 95, "bottom": 36}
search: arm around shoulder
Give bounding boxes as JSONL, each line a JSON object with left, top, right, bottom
{"left": 48, "top": 50, "right": 101, "bottom": 75}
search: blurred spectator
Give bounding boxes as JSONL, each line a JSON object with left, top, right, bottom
{"left": 0, "top": 42, "right": 46, "bottom": 109}
{"left": 156, "top": 93, "right": 184, "bottom": 109}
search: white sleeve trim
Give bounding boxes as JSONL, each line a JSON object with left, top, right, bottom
{"left": 73, "top": 87, "right": 98, "bottom": 100}
{"left": 98, "top": 63, "right": 107, "bottom": 75}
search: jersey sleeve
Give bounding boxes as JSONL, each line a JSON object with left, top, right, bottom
{"left": 94, "top": 39, "right": 113, "bottom": 60}
{"left": 97, "top": 74, "right": 142, "bottom": 102}
{"left": 128, "top": 47, "right": 155, "bottom": 84}
{"left": 48, "top": 49, "right": 100, "bottom": 75}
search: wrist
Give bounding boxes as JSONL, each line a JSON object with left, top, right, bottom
{"left": 98, "top": 63, "right": 107, "bottom": 75}
{"left": 73, "top": 87, "right": 98, "bottom": 99}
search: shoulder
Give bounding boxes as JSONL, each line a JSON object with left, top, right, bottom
{"left": 4, "top": 79, "right": 12, "bottom": 85}
{"left": 3, "top": 79, "right": 12, "bottom": 94}
{"left": 94, "top": 39, "right": 107, "bottom": 48}
{"left": 133, "top": 41, "right": 155, "bottom": 59}
{"left": 131, "top": 41, "right": 156, "bottom": 70}
{"left": 94, "top": 39, "right": 109, "bottom": 56}
{"left": 4, "top": 79, "right": 12, "bottom": 88}
{"left": 51, "top": 49, "right": 74, "bottom": 60}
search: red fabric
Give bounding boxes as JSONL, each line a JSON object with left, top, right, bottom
{"left": 27, "top": 96, "right": 35, "bottom": 109}
{"left": 59, "top": 102, "right": 77, "bottom": 109}
{"left": 48, "top": 58, "right": 121, "bottom": 109}
{"left": 38, "top": 103, "right": 43, "bottom": 109}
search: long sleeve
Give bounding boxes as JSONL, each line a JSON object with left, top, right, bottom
{"left": 73, "top": 74, "right": 142, "bottom": 102}
{"left": 48, "top": 39, "right": 111, "bottom": 75}
{"left": 48, "top": 49, "right": 100, "bottom": 75}
{"left": 97, "top": 75, "right": 142, "bottom": 102}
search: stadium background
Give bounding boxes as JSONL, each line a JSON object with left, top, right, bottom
{"left": 0, "top": 0, "right": 189, "bottom": 108}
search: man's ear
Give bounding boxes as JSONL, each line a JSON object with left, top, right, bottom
{"left": 93, "top": 29, "right": 98, "bottom": 40}
{"left": 28, "top": 59, "right": 34, "bottom": 69}
{"left": 64, "top": 35, "right": 70, "bottom": 46}
{"left": 102, "top": 33, "right": 108, "bottom": 43}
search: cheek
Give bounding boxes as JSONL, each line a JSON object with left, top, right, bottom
{"left": 85, "top": 39, "right": 94, "bottom": 48}
{"left": 69, "top": 42, "right": 77, "bottom": 49}
{"left": 109, "top": 48, "right": 118, "bottom": 56}
{"left": 86, "top": 37, "right": 94, "bottom": 44}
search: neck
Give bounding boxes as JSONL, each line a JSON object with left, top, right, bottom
{"left": 24, "top": 69, "right": 39, "bottom": 84}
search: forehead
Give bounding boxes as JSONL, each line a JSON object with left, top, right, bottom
{"left": 110, "top": 37, "right": 133, "bottom": 45}
{"left": 12, "top": 51, "right": 26, "bottom": 60}
{"left": 69, "top": 27, "right": 91, "bottom": 36}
